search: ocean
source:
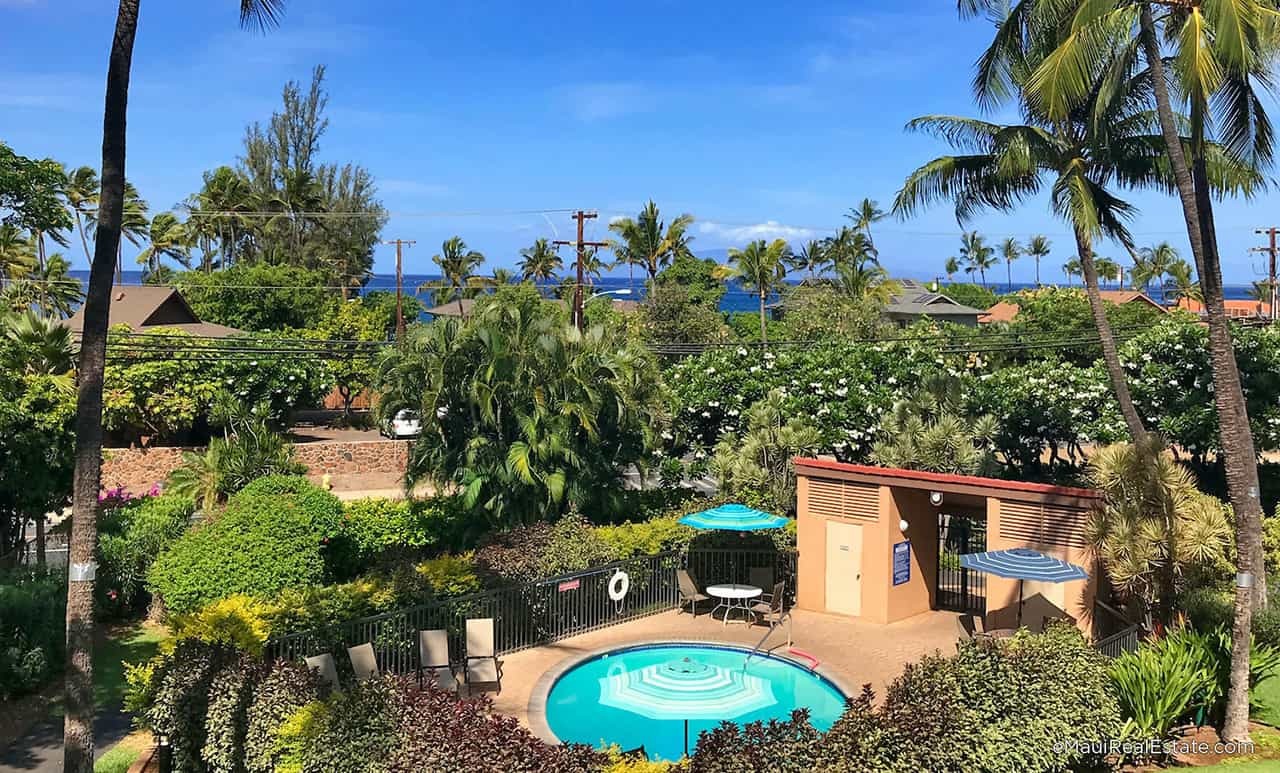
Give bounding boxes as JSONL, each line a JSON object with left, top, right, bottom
{"left": 81, "top": 271, "right": 1264, "bottom": 318}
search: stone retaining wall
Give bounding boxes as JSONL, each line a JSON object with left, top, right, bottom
{"left": 101, "top": 439, "right": 410, "bottom": 493}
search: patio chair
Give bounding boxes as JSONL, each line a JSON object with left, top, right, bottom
{"left": 347, "top": 643, "right": 379, "bottom": 682}
{"left": 418, "top": 629, "right": 458, "bottom": 691}
{"left": 748, "top": 566, "right": 774, "bottom": 592}
{"left": 622, "top": 746, "right": 648, "bottom": 761}
{"left": 464, "top": 618, "right": 503, "bottom": 694}
{"left": 677, "top": 568, "right": 710, "bottom": 616}
{"left": 749, "top": 581, "right": 788, "bottom": 628}
{"left": 304, "top": 653, "right": 340, "bottom": 690}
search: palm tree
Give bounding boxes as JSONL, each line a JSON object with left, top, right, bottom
{"left": 608, "top": 200, "right": 695, "bottom": 283}
{"left": 63, "top": 3, "right": 285, "bottom": 768}
{"left": 847, "top": 197, "right": 886, "bottom": 244}
{"left": 956, "top": 232, "right": 996, "bottom": 288}
{"left": 1133, "top": 242, "right": 1179, "bottom": 303}
{"left": 33, "top": 254, "right": 84, "bottom": 318}
{"left": 63, "top": 166, "right": 99, "bottom": 263}
{"left": 186, "top": 165, "right": 255, "bottom": 270}
{"left": 3, "top": 311, "right": 76, "bottom": 378}
{"left": 724, "top": 239, "right": 790, "bottom": 344}
{"left": 1025, "top": 235, "right": 1051, "bottom": 287}
{"left": 944, "top": 256, "right": 960, "bottom": 282}
{"left": 1062, "top": 258, "right": 1082, "bottom": 286}
{"left": 790, "top": 239, "right": 829, "bottom": 281}
{"left": 1002, "top": 2, "right": 1277, "bottom": 735}
{"left": 431, "top": 236, "right": 485, "bottom": 317}
{"left": 517, "top": 238, "right": 563, "bottom": 283}
{"left": 87, "top": 181, "right": 148, "bottom": 282}
{"left": 0, "top": 225, "right": 36, "bottom": 281}
{"left": 999, "top": 237, "right": 1021, "bottom": 292}
{"left": 134, "top": 212, "right": 190, "bottom": 280}
{"left": 1094, "top": 257, "right": 1123, "bottom": 289}
{"left": 835, "top": 259, "right": 898, "bottom": 306}
{"left": 579, "top": 247, "right": 605, "bottom": 288}
{"left": 1166, "top": 258, "right": 1202, "bottom": 304}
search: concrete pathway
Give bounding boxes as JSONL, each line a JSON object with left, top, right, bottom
{"left": 0, "top": 708, "right": 133, "bottom": 773}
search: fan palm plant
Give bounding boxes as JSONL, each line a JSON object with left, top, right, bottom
{"left": 517, "top": 238, "right": 563, "bottom": 282}
{"left": 64, "top": 3, "right": 286, "bottom": 767}
{"left": 723, "top": 238, "right": 791, "bottom": 344}
{"left": 608, "top": 200, "right": 695, "bottom": 282}
{"left": 3, "top": 311, "right": 75, "bottom": 380}
{"left": 1025, "top": 235, "right": 1051, "bottom": 286}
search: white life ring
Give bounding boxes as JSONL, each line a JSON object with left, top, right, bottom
{"left": 607, "top": 570, "right": 630, "bottom": 601}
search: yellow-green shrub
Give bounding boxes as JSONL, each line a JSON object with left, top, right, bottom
{"left": 273, "top": 700, "right": 328, "bottom": 773}
{"left": 602, "top": 745, "right": 675, "bottom": 772}
{"left": 596, "top": 516, "right": 695, "bottom": 558}
{"left": 169, "top": 594, "right": 275, "bottom": 655}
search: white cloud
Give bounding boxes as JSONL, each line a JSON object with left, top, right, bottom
{"left": 378, "top": 179, "right": 451, "bottom": 198}
{"left": 698, "top": 220, "right": 820, "bottom": 244}
{"left": 559, "top": 82, "right": 657, "bottom": 121}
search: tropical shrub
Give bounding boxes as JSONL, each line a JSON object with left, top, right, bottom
{"left": 148, "top": 477, "right": 344, "bottom": 614}
{"left": 0, "top": 363, "right": 75, "bottom": 562}
{"left": 243, "top": 661, "right": 326, "bottom": 773}
{"left": 596, "top": 516, "right": 696, "bottom": 558}
{"left": 474, "top": 514, "right": 618, "bottom": 585}
{"left": 939, "top": 282, "right": 998, "bottom": 310}
{"left": 145, "top": 640, "right": 239, "bottom": 772}
{"left": 376, "top": 288, "right": 666, "bottom": 528}
{"left": 778, "top": 285, "right": 886, "bottom": 341}
{"left": 0, "top": 569, "right": 64, "bottom": 699}
{"left": 201, "top": 653, "right": 267, "bottom": 773}
{"left": 870, "top": 375, "right": 998, "bottom": 476}
{"left": 275, "top": 678, "right": 399, "bottom": 773}
{"left": 175, "top": 264, "right": 340, "bottom": 333}
{"left": 170, "top": 594, "right": 275, "bottom": 655}
{"left": 686, "top": 710, "right": 823, "bottom": 772}
{"left": 333, "top": 496, "right": 470, "bottom": 574}
{"left": 97, "top": 492, "right": 195, "bottom": 617}
{"left": 711, "top": 389, "right": 821, "bottom": 516}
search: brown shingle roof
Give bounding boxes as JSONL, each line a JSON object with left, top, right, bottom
{"left": 63, "top": 285, "right": 242, "bottom": 337}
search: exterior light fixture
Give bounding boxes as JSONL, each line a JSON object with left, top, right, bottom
{"left": 898, "top": 518, "right": 910, "bottom": 532}
{"left": 929, "top": 491, "right": 944, "bottom": 506}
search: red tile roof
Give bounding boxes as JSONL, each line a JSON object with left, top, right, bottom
{"left": 793, "top": 457, "right": 1101, "bottom": 500}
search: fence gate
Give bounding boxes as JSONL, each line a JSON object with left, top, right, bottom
{"left": 935, "top": 511, "right": 987, "bottom": 614}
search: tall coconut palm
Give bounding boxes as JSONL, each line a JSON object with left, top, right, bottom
{"left": 789, "top": 239, "right": 829, "bottom": 281}
{"left": 994, "top": 1, "right": 1278, "bottom": 735}
{"left": 847, "top": 197, "right": 887, "bottom": 244}
{"left": 1062, "top": 257, "right": 1082, "bottom": 286}
{"left": 1095, "top": 257, "right": 1123, "bottom": 289}
{"left": 186, "top": 165, "right": 255, "bottom": 270}
{"left": 1025, "top": 235, "right": 1051, "bottom": 287}
{"left": 63, "top": 166, "right": 99, "bottom": 263}
{"left": 33, "top": 254, "right": 84, "bottom": 318}
{"left": 825, "top": 226, "right": 879, "bottom": 271}
{"left": 944, "top": 255, "right": 961, "bottom": 282}
{"left": 999, "top": 237, "right": 1021, "bottom": 291}
{"left": 608, "top": 200, "right": 695, "bottom": 283}
{"left": 88, "top": 181, "right": 147, "bottom": 282}
{"left": 517, "top": 238, "right": 563, "bottom": 283}
{"left": 1133, "top": 242, "right": 1179, "bottom": 302}
{"left": 1167, "top": 258, "right": 1202, "bottom": 303}
{"left": 0, "top": 225, "right": 36, "bottom": 280}
{"left": 723, "top": 239, "right": 791, "bottom": 344}
{"left": 64, "top": 3, "right": 285, "bottom": 768}
{"left": 957, "top": 232, "right": 996, "bottom": 288}
{"left": 134, "top": 212, "right": 191, "bottom": 279}
{"left": 431, "top": 236, "right": 485, "bottom": 318}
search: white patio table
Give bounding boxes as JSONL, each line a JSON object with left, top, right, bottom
{"left": 706, "top": 583, "right": 763, "bottom": 626}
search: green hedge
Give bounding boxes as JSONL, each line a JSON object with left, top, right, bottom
{"left": 0, "top": 569, "right": 65, "bottom": 700}
{"left": 148, "top": 476, "right": 344, "bottom": 615}
{"left": 97, "top": 492, "right": 195, "bottom": 617}
{"left": 330, "top": 496, "right": 470, "bottom": 578}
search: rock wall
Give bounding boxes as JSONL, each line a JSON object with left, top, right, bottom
{"left": 100, "top": 439, "right": 410, "bottom": 494}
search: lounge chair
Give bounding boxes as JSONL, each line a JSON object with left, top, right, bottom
{"left": 418, "top": 629, "right": 458, "bottom": 691}
{"left": 749, "top": 581, "right": 788, "bottom": 627}
{"left": 464, "top": 618, "right": 503, "bottom": 694}
{"left": 304, "top": 653, "right": 339, "bottom": 690}
{"left": 677, "top": 569, "right": 710, "bottom": 616}
{"left": 347, "top": 643, "right": 379, "bottom": 682}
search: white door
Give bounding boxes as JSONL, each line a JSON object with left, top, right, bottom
{"left": 825, "top": 520, "right": 863, "bottom": 617}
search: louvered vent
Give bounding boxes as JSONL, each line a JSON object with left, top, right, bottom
{"left": 807, "top": 478, "right": 879, "bottom": 521}
{"left": 998, "top": 501, "right": 1089, "bottom": 550}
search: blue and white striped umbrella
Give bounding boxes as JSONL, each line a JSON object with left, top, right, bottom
{"left": 678, "top": 503, "right": 787, "bottom": 532}
{"left": 958, "top": 547, "right": 1088, "bottom": 582}
{"left": 598, "top": 657, "right": 776, "bottom": 721}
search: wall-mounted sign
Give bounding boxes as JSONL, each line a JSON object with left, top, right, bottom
{"left": 892, "top": 541, "right": 911, "bottom": 586}
{"left": 558, "top": 579, "right": 581, "bottom": 592}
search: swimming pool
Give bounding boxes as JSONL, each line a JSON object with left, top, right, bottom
{"left": 542, "top": 643, "right": 847, "bottom": 761}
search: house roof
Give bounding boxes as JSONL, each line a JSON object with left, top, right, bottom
{"left": 884, "top": 279, "right": 983, "bottom": 317}
{"left": 977, "top": 289, "right": 1167, "bottom": 324}
{"left": 63, "top": 285, "right": 242, "bottom": 337}
{"left": 1176, "top": 297, "right": 1272, "bottom": 319}
{"left": 794, "top": 457, "right": 1101, "bottom": 507}
{"left": 423, "top": 295, "right": 641, "bottom": 319}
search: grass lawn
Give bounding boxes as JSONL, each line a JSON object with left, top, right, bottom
{"left": 94, "top": 731, "right": 152, "bottom": 773}
{"left": 86, "top": 623, "right": 165, "bottom": 773}
{"left": 1253, "top": 676, "right": 1280, "bottom": 727}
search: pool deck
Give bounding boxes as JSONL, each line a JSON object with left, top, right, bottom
{"left": 487, "top": 607, "right": 966, "bottom": 740}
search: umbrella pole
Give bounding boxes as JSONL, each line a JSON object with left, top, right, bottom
{"left": 1017, "top": 579, "right": 1024, "bottom": 628}
{"left": 684, "top": 719, "right": 689, "bottom": 757}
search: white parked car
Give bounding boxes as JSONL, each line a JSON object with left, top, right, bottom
{"left": 383, "top": 409, "right": 422, "bottom": 439}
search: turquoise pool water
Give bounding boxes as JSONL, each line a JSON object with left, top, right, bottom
{"left": 543, "top": 643, "right": 847, "bottom": 761}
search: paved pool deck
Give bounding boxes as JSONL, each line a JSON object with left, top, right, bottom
{"left": 486, "top": 607, "right": 966, "bottom": 737}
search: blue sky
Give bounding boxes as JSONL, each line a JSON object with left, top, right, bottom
{"left": 1, "top": 0, "right": 1276, "bottom": 284}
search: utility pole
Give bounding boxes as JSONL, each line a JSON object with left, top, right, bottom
{"left": 1251, "top": 228, "right": 1279, "bottom": 321}
{"left": 382, "top": 239, "right": 416, "bottom": 340}
{"left": 553, "top": 210, "right": 608, "bottom": 331}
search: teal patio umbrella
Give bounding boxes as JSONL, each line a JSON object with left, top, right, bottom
{"left": 679, "top": 503, "right": 787, "bottom": 586}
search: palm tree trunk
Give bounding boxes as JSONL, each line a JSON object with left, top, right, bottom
{"left": 1076, "top": 229, "right": 1147, "bottom": 442}
{"left": 758, "top": 290, "right": 767, "bottom": 345}
{"left": 1035, "top": 257, "right": 1040, "bottom": 287}
{"left": 1006, "top": 261, "right": 1012, "bottom": 292}
{"left": 1139, "top": 3, "right": 1261, "bottom": 743}
{"left": 64, "top": 3, "right": 138, "bottom": 769}
{"left": 35, "top": 515, "right": 45, "bottom": 566}
{"left": 76, "top": 213, "right": 92, "bottom": 263}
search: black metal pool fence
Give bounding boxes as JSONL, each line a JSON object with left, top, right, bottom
{"left": 265, "top": 548, "right": 799, "bottom": 672}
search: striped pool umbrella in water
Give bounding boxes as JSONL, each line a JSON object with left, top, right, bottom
{"left": 959, "top": 547, "right": 1088, "bottom": 626}
{"left": 599, "top": 656, "right": 777, "bottom": 754}
{"left": 678, "top": 503, "right": 788, "bottom": 532}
